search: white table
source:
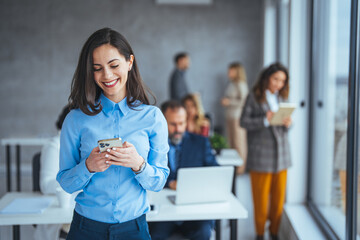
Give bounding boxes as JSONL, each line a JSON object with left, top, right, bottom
{"left": 0, "top": 190, "right": 247, "bottom": 240}
{"left": 0, "top": 192, "right": 72, "bottom": 226}
{"left": 147, "top": 189, "right": 247, "bottom": 222}
{"left": 216, "top": 149, "right": 243, "bottom": 167}
{"left": 1, "top": 138, "right": 50, "bottom": 192}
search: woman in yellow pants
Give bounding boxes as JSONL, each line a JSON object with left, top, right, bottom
{"left": 240, "top": 63, "right": 292, "bottom": 240}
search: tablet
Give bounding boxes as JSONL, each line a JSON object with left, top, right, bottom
{"left": 270, "top": 103, "right": 296, "bottom": 126}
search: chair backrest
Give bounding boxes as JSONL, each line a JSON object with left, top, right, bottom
{"left": 32, "top": 152, "right": 41, "bottom": 192}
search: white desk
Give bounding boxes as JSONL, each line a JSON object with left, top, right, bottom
{"left": 147, "top": 189, "right": 247, "bottom": 222}
{"left": 1, "top": 137, "right": 50, "bottom": 192}
{"left": 216, "top": 149, "right": 243, "bottom": 167}
{"left": 0, "top": 190, "right": 247, "bottom": 240}
{"left": 0, "top": 192, "right": 72, "bottom": 226}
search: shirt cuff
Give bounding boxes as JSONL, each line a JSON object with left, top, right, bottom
{"left": 78, "top": 159, "right": 96, "bottom": 182}
{"left": 134, "top": 162, "right": 153, "bottom": 180}
{"left": 264, "top": 117, "right": 270, "bottom": 127}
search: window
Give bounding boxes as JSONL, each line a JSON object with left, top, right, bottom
{"left": 307, "top": 0, "right": 354, "bottom": 239}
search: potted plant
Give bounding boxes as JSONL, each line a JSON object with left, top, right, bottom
{"left": 209, "top": 133, "right": 228, "bottom": 155}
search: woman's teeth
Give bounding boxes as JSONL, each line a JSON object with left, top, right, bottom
{"left": 104, "top": 79, "right": 118, "bottom": 86}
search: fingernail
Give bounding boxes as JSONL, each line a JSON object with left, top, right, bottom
{"left": 107, "top": 149, "right": 111, "bottom": 152}
{"left": 105, "top": 161, "right": 108, "bottom": 163}
{"left": 112, "top": 147, "right": 116, "bottom": 150}
{"left": 105, "top": 154, "right": 109, "bottom": 158}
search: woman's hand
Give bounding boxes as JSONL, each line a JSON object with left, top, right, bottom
{"left": 283, "top": 116, "right": 292, "bottom": 128}
{"left": 85, "top": 146, "right": 111, "bottom": 173}
{"left": 266, "top": 111, "right": 274, "bottom": 122}
{"left": 105, "top": 141, "right": 144, "bottom": 171}
{"left": 221, "top": 98, "right": 230, "bottom": 106}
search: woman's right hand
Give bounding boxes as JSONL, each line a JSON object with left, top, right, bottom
{"left": 85, "top": 146, "right": 111, "bottom": 173}
{"left": 266, "top": 111, "right": 274, "bottom": 122}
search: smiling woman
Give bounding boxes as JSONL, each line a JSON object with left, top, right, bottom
{"left": 240, "top": 63, "right": 291, "bottom": 240}
{"left": 69, "top": 28, "right": 154, "bottom": 116}
{"left": 56, "top": 28, "right": 170, "bottom": 240}
{"left": 92, "top": 44, "right": 134, "bottom": 103}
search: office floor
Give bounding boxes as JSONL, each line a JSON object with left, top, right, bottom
{"left": 0, "top": 173, "right": 268, "bottom": 240}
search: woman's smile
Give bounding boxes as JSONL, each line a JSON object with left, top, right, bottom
{"left": 103, "top": 79, "right": 119, "bottom": 88}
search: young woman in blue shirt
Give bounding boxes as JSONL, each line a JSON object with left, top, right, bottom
{"left": 56, "top": 28, "right": 169, "bottom": 240}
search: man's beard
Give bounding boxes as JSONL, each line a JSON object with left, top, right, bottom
{"left": 169, "top": 132, "right": 184, "bottom": 145}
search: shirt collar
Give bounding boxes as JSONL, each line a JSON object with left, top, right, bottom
{"left": 100, "top": 93, "right": 130, "bottom": 116}
{"left": 265, "top": 89, "right": 279, "bottom": 98}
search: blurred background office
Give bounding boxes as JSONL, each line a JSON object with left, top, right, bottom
{"left": 1, "top": 0, "right": 359, "bottom": 239}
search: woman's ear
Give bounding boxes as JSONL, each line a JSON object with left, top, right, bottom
{"left": 128, "top": 55, "right": 134, "bottom": 71}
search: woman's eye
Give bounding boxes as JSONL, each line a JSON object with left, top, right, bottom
{"left": 111, "top": 65, "right": 119, "bottom": 69}
{"left": 93, "top": 68, "right": 102, "bottom": 72}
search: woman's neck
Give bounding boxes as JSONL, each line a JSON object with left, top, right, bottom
{"left": 105, "top": 91, "right": 127, "bottom": 103}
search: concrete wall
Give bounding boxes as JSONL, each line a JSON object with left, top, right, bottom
{"left": 0, "top": 0, "right": 263, "bottom": 165}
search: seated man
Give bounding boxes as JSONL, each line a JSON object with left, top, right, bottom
{"left": 149, "top": 100, "right": 218, "bottom": 240}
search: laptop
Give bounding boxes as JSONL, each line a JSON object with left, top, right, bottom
{"left": 168, "top": 166, "right": 234, "bottom": 205}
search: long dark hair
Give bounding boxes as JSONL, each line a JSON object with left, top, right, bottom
{"left": 253, "top": 62, "right": 289, "bottom": 103}
{"left": 69, "top": 28, "right": 155, "bottom": 115}
{"left": 56, "top": 105, "right": 70, "bottom": 130}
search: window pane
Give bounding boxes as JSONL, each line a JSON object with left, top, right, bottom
{"left": 309, "top": 0, "right": 351, "bottom": 238}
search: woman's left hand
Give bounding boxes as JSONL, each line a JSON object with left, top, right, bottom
{"left": 105, "top": 141, "right": 144, "bottom": 171}
{"left": 283, "top": 116, "right": 292, "bottom": 128}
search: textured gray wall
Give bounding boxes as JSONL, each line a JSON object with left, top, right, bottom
{"left": 0, "top": 0, "right": 263, "bottom": 163}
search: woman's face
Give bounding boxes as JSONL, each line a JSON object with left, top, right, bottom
{"left": 268, "top": 70, "right": 287, "bottom": 94}
{"left": 184, "top": 99, "right": 197, "bottom": 118}
{"left": 92, "top": 44, "right": 133, "bottom": 103}
{"left": 228, "top": 68, "right": 237, "bottom": 81}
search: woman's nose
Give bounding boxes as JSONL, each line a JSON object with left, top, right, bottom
{"left": 103, "top": 68, "right": 113, "bottom": 80}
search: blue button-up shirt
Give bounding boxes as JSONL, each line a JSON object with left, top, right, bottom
{"left": 56, "top": 93, "right": 169, "bottom": 223}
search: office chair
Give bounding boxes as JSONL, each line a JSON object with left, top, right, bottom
{"left": 32, "top": 152, "right": 41, "bottom": 192}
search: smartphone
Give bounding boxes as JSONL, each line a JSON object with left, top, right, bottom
{"left": 98, "top": 137, "right": 123, "bottom": 152}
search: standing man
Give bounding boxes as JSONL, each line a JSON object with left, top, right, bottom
{"left": 170, "top": 52, "right": 190, "bottom": 101}
{"left": 149, "top": 100, "right": 218, "bottom": 240}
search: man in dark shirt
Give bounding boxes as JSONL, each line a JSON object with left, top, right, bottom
{"left": 149, "top": 100, "right": 218, "bottom": 240}
{"left": 169, "top": 52, "right": 190, "bottom": 101}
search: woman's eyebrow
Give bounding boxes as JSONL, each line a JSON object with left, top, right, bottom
{"left": 93, "top": 59, "right": 119, "bottom": 66}
{"left": 108, "top": 59, "right": 119, "bottom": 64}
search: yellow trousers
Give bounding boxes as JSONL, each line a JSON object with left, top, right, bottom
{"left": 250, "top": 170, "right": 287, "bottom": 236}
